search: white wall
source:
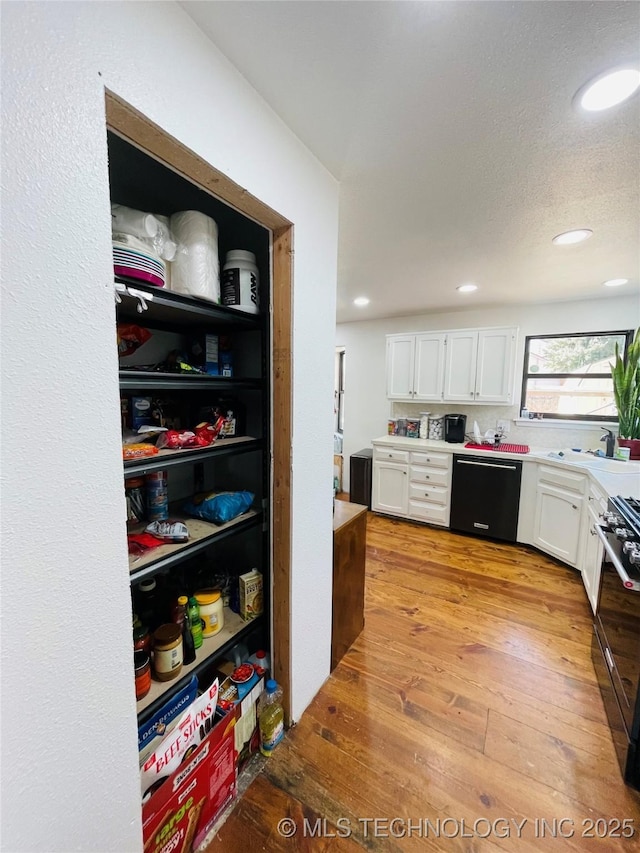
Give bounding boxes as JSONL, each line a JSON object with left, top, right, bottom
{"left": 337, "top": 295, "right": 638, "bottom": 491}
{"left": 1, "top": 3, "right": 338, "bottom": 850}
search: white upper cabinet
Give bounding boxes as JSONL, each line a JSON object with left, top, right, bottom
{"left": 387, "top": 333, "right": 445, "bottom": 401}
{"left": 442, "top": 330, "right": 478, "bottom": 402}
{"left": 387, "top": 326, "right": 517, "bottom": 405}
{"left": 475, "top": 328, "right": 517, "bottom": 404}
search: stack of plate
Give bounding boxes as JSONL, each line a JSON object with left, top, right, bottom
{"left": 113, "top": 241, "right": 166, "bottom": 288}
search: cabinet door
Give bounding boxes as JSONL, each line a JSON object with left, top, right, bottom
{"left": 582, "top": 503, "right": 604, "bottom": 614}
{"left": 533, "top": 484, "right": 584, "bottom": 565}
{"left": 386, "top": 335, "right": 415, "bottom": 400}
{"left": 372, "top": 462, "right": 408, "bottom": 516}
{"left": 443, "top": 330, "right": 478, "bottom": 402}
{"left": 475, "top": 328, "right": 516, "bottom": 403}
{"left": 414, "top": 333, "right": 446, "bottom": 400}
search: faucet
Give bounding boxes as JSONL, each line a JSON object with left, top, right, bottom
{"left": 600, "top": 428, "right": 615, "bottom": 458}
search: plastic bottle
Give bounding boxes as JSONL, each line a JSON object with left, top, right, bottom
{"left": 222, "top": 250, "right": 260, "bottom": 314}
{"left": 258, "top": 679, "right": 284, "bottom": 756}
{"left": 187, "top": 596, "right": 203, "bottom": 649}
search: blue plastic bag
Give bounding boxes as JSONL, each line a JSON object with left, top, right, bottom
{"left": 183, "top": 490, "right": 254, "bottom": 524}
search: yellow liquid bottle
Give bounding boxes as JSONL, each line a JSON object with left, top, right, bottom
{"left": 259, "top": 679, "right": 284, "bottom": 756}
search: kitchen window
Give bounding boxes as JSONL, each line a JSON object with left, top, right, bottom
{"left": 521, "top": 331, "right": 634, "bottom": 421}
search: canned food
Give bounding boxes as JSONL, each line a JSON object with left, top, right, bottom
{"left": 146, "top": 471, "right": 168, "bottom": 522}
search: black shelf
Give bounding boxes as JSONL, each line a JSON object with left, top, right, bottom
{"left": 124, "top": 436, "right": 262, "bottom": 476}
{"left": 129, "top": 510, "right": 263, "bottom": 584}
{"left": 137, "top": 611, "right": 264, "bottom": 724}
{"left": 115, "top": 279, "right": 262, "bottom": 330}
{"left": 119, "top": 370, "right": 261, "bottom": 392}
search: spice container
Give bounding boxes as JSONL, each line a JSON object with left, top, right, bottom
{"left": 134, "top": 650, "right": 151, "bottom": 700}
{"left": 152, "top": 623, "right": 183, "bottom": 681}
{"left": 406, "top": 418, "right": 420, "bottom": 438}
{"left": 195, "top": 589, "right": 224, "bottom": 637}
{"left": 428, "top": 415, "right": 444, "bottom": 440}
{"left": 419, "top": 412, "right": 430, "bottom": 440}
{"left": 387, "top": 418, "right": 398, "bottom": 436}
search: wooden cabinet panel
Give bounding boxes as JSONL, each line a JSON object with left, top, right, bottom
{"left": 332, "top": 502, "right": 367, "bottom": 670}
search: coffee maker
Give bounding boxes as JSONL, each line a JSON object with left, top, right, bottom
{"left": 444, "top": 413, "right": 467, "bottom": 443}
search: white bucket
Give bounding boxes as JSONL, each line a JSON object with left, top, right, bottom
{"left": 221, "top": 250, "right": 260, "bottom": 314}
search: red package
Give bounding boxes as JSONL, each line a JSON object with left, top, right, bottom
{"left": 117, "top": 323, "right": 152, "bottom": 357}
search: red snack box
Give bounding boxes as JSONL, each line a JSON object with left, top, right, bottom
{"left": 142, "top": 707, "right": 238, "bottom": 853}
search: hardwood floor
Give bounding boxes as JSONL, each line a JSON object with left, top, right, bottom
{"left": 209, "top": 513, "right": 640, "bottom": 851}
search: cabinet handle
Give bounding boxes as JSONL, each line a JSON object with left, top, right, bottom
{"left": 470, "top": 391, "right": 474, "bottom": 396}
{"left": 403, "top": 471, "right": 407, "bottom": 476}
{"left": 572, "top": 504, "right": 578, "bottom": 510}
{"left": 590, "top": 527, "right": 596, "bottom": 536}
{"left": 425, "top": 475, "right": 430, "bottom": 479}
{"left": 388, "top": 454, "right": 393, "bottom": 457}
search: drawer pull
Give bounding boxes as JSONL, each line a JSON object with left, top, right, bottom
{"left": 425, "top": 475, "right": 430, "bottom": 479}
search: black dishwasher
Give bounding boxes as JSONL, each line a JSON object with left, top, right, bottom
{"left": 450, "top": 454, "right": 522, "bottom": 542}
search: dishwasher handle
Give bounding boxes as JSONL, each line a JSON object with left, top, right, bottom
{"left": 456, "top": 459, "right": 518, "bottom": 471}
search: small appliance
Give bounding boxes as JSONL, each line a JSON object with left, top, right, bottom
{"left": 444, "top": 413, "right": 467, "bottom": 443}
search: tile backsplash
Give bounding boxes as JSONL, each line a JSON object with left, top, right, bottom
{"left": 391, "top": 403, "right": 617, "bottom": 452}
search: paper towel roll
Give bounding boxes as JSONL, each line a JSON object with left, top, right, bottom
{"left": 170, "top": 210, "right": 219, "bottom": 303}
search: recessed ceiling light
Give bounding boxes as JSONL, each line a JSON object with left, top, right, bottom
{"left": 576, "top": 65, "right": 640, "bottom": 112}
{"left": 552, "top": 229, "right": 593, "bottom": 245}
{"left": 353, "top": 296, "right": 370, "bottom": 306}
{"left": 603, "top": 278, "right": 629, "bottom": 287}
{"left": 456, "top": 284, "right": 478, "bottom": 293}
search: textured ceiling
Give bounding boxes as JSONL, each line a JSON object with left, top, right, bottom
{"left": 182, "top": 1, "right": 640, "bottom": 323}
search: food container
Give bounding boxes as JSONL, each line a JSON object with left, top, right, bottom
{"left": 195, "top": 589, "right": 224, "bottom": 637}
{"left": 152, "top": 623, "right": 183, "bottom": 681}
{"left": 387, "top": 418, "right": 398, "bottom": 435}
{"left": 135, "top": 650, "right": 151, "bottom": 700}
{"left": 428, "top": 415, "right": 444, "bottom": 441}
{"left": 396, "top": 418, "right": 407, "bottom": 437}
{"left": 419, "top": 412, "right": 430, "bottom": 440}
{"left": 406, "top": 418, "right": 420, "bottom": 438}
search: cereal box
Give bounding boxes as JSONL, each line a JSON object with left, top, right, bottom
{"left": 239, "top": 569, "right": 263, "bottom": 622}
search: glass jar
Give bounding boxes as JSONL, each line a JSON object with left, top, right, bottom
{"left": 195, "top": 589, "right": 224, "bottom": 637}
{"left": 428, "top": 415, "right": 444, "bottom": 441}
{"left": 134, "top": 650, "right": 151, "bottom": 700}
{"left": 406, "top": 418, "right": 420, "bottom": 438}
{"left": 419, "top": 412, "right": 430, "bottom": 440}
{"left": 387, "top": 418, "right": 398, "bottom": 436}
{"left": 152, "top": 623, "right": 183, "bottom": 681}
{"left": 396, "top": 418, "right": 407, "bottom": 437}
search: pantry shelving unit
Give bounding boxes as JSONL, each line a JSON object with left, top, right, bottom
{"left": 109, "top": 128, "right": 275, "bottom": 727}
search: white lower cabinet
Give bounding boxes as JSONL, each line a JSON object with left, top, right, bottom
{"left": 533, "top": 465, "right": 587, "bottom": 566}
{"left": 372, "top": 461, "right": 408, "bottom": 516}
{"left": 580, "top": 483, "right": 607, "bottom": 613}
{"left": 373, "top": 443, "right": 451, "bottom": 527}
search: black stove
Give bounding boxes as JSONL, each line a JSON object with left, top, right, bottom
{"left": 592, "top": 494, "right": 640, "bottom": 789}
{"left": 600, "top": 496, "right": 640, "bottom": 587}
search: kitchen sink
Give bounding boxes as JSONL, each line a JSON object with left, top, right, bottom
{"left": 558, "top": 450, "right": 640, "bottom": 474}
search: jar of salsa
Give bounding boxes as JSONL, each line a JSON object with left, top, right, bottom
{"left": 134, "top": 650, "right": 151, "bottom": 700}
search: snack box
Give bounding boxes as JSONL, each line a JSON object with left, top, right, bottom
{"left": 216, "top": 667, "right": 265, "bottom": 771}
{"left": 132, "top": 396, "right": 154, "bottom": 429}
{"left": 138, "top": 676, "right": 198, "bottom": 766}
{"left": 189, "top": 334, "right": 233, "bottom": 377}
{"left": 239, "top": 569, "right": 263, "bottom": 622}
{"left": 142, "top": 706, "right": 238, "bottom": 853}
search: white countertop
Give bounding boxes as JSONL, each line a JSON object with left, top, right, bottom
{"left": 372, "top": 435, "right": 640, "bottom": 499}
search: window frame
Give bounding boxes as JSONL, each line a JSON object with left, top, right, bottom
{"left": 520, "top": 329, "right": 634, "bottom": 422}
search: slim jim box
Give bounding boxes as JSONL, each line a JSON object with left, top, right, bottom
{"left": 142, "top": 707, "right": 238, "bottom": 853}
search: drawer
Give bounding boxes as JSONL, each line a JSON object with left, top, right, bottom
{"left": 410, "top": 450, "right": 450, "bottom": 470}
{"left": 409, "top": 499, "right": 449, "bottom": 526}
{"left": 409, "top": 482, "right": 448, "bottom": 505}
{"left": 374, "top": 447, "right": 410, "bottom": 464}
{"left": 537, "top": 464, "right": 588, "bottom": 495}
{"left": 409, "top": 465, "right": 449, "bottom": 487}
{"left": 588, "top": 483, "right": 608, "bottom": 514}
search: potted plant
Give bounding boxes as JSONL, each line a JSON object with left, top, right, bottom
{"left": 610, "top": 328, "right": 640, "bottom": 459}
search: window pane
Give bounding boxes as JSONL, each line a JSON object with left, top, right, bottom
{"left": 524, "top": 376, "right": 617, "bottom": 418}
{"left": 527, "top": 335, "right": 626, "bottom": 375}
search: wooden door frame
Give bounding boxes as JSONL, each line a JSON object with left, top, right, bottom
{"left": 105, "top": 91, "right": 293, "bottom": 721}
